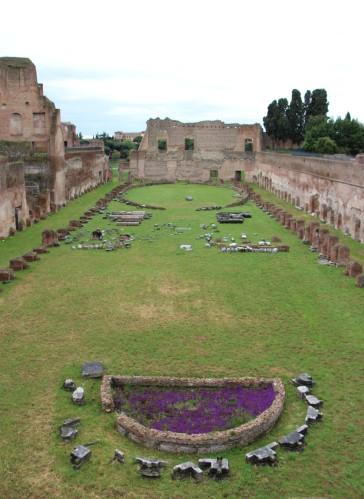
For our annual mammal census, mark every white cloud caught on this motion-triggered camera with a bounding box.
[1,0,364,133]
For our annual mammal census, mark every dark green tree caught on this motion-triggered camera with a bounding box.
[133,136,143,145]
[263,99,290,144]
[287,89,304,144]
[306,89,329,119]
[333,115,364,155]
[276,98,290,141]
[303,115,334,150]
[263,100,280,142]
[313,136,338,154]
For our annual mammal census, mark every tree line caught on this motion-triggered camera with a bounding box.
[263,89,364,155]
[82,132,142,159]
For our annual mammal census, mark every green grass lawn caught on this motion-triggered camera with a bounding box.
[0,181,363,498]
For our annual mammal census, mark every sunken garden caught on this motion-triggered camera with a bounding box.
[0,173,363,498]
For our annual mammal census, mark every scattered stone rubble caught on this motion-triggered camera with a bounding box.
[135,457,167,478]
[60,418,80,441]
[2,182,132,288]
[60,366,323,479]
[72,387,85,405]
[172,461,203,481]
[305,405,323,424]
[199,457,230,479]
[278,428,306,451]
[106,210,152,227]
[246,373,323,465]
[70,444,92,469]
[217,212,251,223]
[63,379,76,391]
[246,442,279,465]
[196,205,222,211]
[0,268,15,282]
[111,449,125,464]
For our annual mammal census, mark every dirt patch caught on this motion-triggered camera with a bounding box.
[132,303,186,323]
[158,282,193,296]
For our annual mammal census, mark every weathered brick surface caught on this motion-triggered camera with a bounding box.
[22,251,39,262]
[0,268,15,281]
[9,258,28,270]
[345,261,363,278]
[337,245,350,264]
[41,229,59,247]
[0,57,110,238]
[356,274,364,288]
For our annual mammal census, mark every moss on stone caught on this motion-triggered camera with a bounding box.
[0,57,33,68]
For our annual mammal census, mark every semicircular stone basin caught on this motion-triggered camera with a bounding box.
[101,375,285,453]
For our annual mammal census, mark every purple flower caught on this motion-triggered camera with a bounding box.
[113,384,275,434]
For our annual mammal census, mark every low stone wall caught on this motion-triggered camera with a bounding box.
[101,375,285,453]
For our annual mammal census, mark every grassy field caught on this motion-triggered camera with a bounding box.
[0,180,363,498]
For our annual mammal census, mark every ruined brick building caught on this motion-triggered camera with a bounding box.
[130,117,364,242]
[130,118,262,182]
[0,57,110,238]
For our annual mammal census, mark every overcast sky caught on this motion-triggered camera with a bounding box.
[1,0,363,136]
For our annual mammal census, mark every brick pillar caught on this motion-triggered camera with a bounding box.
[284,216,292,229]
[337,245,350,265]
[318,228,330,253]
[345,261,363,277]
[330,243,340,263]
[356,274,364,288]
[296,220,305,236]
[41,229,59,247]
[325,235,339,259]
[289,218,297,232]
[308,222,320,246]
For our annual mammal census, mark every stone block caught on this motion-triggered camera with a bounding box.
[172,461,203,481]
[69,220,83,228]
[199,457,229,479]
[345,261,363,278]
[277,245,290,252]
[329,243,340,263]
[70,445,91,469]
[297,227,305,240]
[303,225,311,243]
[246,442,278,465]
[9,258,28,271]
[337,245,350,265]
[0,268,15,282]
[22,251,39,262]
[42,229,59,247]
[289,218,297,232]
[284,216,293,228]
[82,361,105,378]
[356,274,364,288]
[292,373,315,387]
[278,430,305,450]
[33,247,49,254]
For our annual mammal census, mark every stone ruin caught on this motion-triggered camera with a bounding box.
[0,57,111,238]
[130,117,262,183]
[128,116,364,242]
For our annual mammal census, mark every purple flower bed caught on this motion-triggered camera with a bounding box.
[113,384,275,434]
